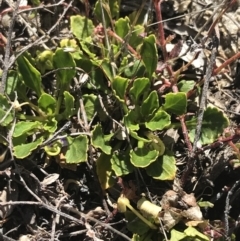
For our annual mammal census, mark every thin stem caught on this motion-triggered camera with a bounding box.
[0,0,21,94]
[153,0,167,61]
[191,46,217,156]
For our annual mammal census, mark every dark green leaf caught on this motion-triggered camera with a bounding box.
[92,124,112,155]
[130,147,158,168]
[140,34,157,77]
[141,91,159,117]
[5,70,18,95]
[145,110,171,130]
[17,55,43,97]
[111,152,134,176]
[96,153,115,189]
[38,93,56,115]
[129,77,150,103]
[163,92,187,115]
[187,106,229,145]
[62,91,75,118]
[112,76,129,102]
[53,48,76,90]
[145,152,176,180]
[65,135,88,163]
[0,94,14,126]
[14,138,43,159]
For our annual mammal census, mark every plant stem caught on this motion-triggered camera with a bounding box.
[214,51,240,75]
[153,0,167,61]
[17,114,46,121]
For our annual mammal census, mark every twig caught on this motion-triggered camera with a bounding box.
[225,179,240,238]
[62,205,132,241]
[0,201,132,240]
[191,38,218,155]
[214,51,240,75]
[40,121,72,147]
[0,201,85,225]
[146,4,225,28]
[0,0,21,94]
[193,0,231,41]
[51,196,67,241]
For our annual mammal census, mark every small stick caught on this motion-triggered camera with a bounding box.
[191,37,218,156]
[225,179,240,238]
[40,121,72,147]
[0,0,21,94]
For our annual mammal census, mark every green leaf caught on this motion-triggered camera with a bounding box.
[130,131,151,143]
[140,34,157,77]
[70,15,94,40]
[12,133,27,146]
[79,36,96,58]
[92,124,112,155]
[163,92,187,115]
[130,147,158,168]
[184,227,209,241]
[5,70,18,95]
[35,50,53,74]
[76,59,107,91]
[65,135,88,163]
[17,55,44,97]
[120,58,145,78]
[124,110,140,131]
[62,91,75,118]
[128,25,145,48]
[13,121,41,137]
[144,131,165,156]
[93,0,119,27]
[96,153,115,190]
[15,77,27,100]
[198,201,214,208]
[53,48,76,90]
[98,59,115,83]
[177,80,195,93]
[125,211,150,235]
[145,110,171,131]
[129,77,150,103]
[111,152,134,176]
[187,106,229,145]
[146,152,176,180]
[115,17,130,38]
[170,229,186,241]
[44,142,62,156]
[83,94,99,121]
[0,94,14,126]
[38,93,56,115]
[141,91,159,117]
[43,119,57,133]
[112,76,129,102]
[14,138,43,159]
[60,38,83,60]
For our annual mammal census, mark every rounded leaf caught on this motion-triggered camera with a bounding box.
[130,147,158,168]
[145,110,171,131]
[146,152,176,180]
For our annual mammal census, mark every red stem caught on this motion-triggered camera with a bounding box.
[214,51,240,75]
[153,0,168,61]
